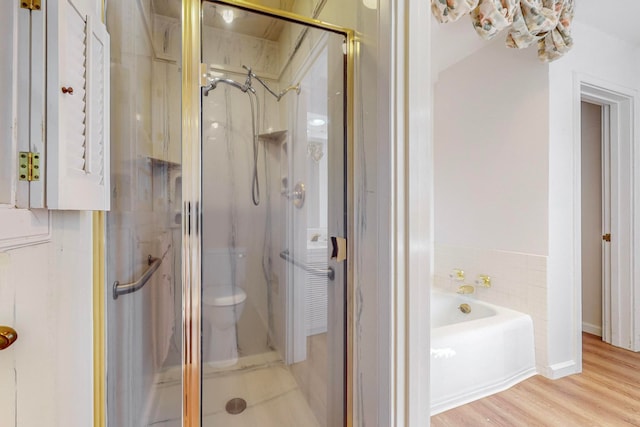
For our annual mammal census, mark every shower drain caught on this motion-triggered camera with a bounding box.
[225,397,247,415]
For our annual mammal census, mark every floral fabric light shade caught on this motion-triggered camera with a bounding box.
[431,0,575,62]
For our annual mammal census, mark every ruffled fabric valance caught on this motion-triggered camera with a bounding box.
[431,0,575,62]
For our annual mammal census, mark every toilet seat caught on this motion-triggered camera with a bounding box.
[202,286,247,306]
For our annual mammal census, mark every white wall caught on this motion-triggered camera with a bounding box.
[433,18,640,379]
[431,16,491,81]
[433,30,552,372]
[434,39,549,255]
[580,101,603,336]
[547,21,640,375]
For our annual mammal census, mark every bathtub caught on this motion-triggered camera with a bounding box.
[430,291,536,415]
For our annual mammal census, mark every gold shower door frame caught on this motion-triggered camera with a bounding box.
[181,1,355,426]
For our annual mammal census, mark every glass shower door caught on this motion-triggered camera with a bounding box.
[105,0,184,425]
[199,2,347,425]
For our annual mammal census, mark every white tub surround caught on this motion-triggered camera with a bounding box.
[430,291,536,415]
[434,244,548,372]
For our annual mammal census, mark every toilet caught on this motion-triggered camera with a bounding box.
[202,249,248,368]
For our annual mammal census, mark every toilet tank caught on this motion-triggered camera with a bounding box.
[202,248,247,286]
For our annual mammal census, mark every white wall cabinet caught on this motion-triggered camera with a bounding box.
[46,0,110,210]
[0,0,109,249]
[1,0,110,213]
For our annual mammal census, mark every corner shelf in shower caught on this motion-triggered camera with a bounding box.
[258,130,287,143]
[147,156,182,170]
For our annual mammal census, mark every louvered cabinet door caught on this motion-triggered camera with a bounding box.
[46,0,110,210]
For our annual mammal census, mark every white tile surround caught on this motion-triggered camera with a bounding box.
[434,244,548,371]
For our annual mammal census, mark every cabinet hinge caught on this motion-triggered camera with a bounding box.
[20,0,41,11]
[18,152,41,182]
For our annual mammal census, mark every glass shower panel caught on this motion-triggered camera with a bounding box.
[200,2,346,425]
[105,0,183,425]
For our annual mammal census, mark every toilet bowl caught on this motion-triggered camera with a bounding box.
[202,284,247,367]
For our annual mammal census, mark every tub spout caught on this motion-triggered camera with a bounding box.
[457,285,475,294]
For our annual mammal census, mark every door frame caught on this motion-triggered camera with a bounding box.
[579,99,611,341]
[574,76,639,362]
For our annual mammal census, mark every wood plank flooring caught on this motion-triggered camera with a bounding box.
[431,333,640,426]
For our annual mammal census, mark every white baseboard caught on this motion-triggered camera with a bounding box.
[542,360,579,379]
[582,322,602,337]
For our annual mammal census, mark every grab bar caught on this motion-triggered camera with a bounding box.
[113,255,162,300]
[279,249,335,281]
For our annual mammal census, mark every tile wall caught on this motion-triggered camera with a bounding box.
[434,244,548,371]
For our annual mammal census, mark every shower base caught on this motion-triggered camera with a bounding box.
[144,351,319,427]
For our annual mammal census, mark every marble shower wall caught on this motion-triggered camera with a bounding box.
[274,1,385,424]
[106,0,180,425]
[201,24,285,357]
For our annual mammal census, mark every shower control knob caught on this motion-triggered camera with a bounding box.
[292,182,305,209]
[61,86,74,95]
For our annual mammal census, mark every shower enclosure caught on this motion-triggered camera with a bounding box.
[105,0,352,425]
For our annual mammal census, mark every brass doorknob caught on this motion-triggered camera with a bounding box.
[0,326,18,350]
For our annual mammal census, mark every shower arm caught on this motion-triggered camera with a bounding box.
[243,65,300,101]
[203,77,256,96]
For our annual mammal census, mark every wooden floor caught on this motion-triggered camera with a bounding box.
[432,333,640,426]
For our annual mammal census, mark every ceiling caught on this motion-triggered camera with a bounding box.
[152,0,297,41]
[575,0,640,46]
[431,0,640,77]
[152,0,640,46]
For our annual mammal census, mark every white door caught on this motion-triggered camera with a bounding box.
[0,253,17,425]
[0,242,61,427]
[0,3,93,426]
[0,14,49,424]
